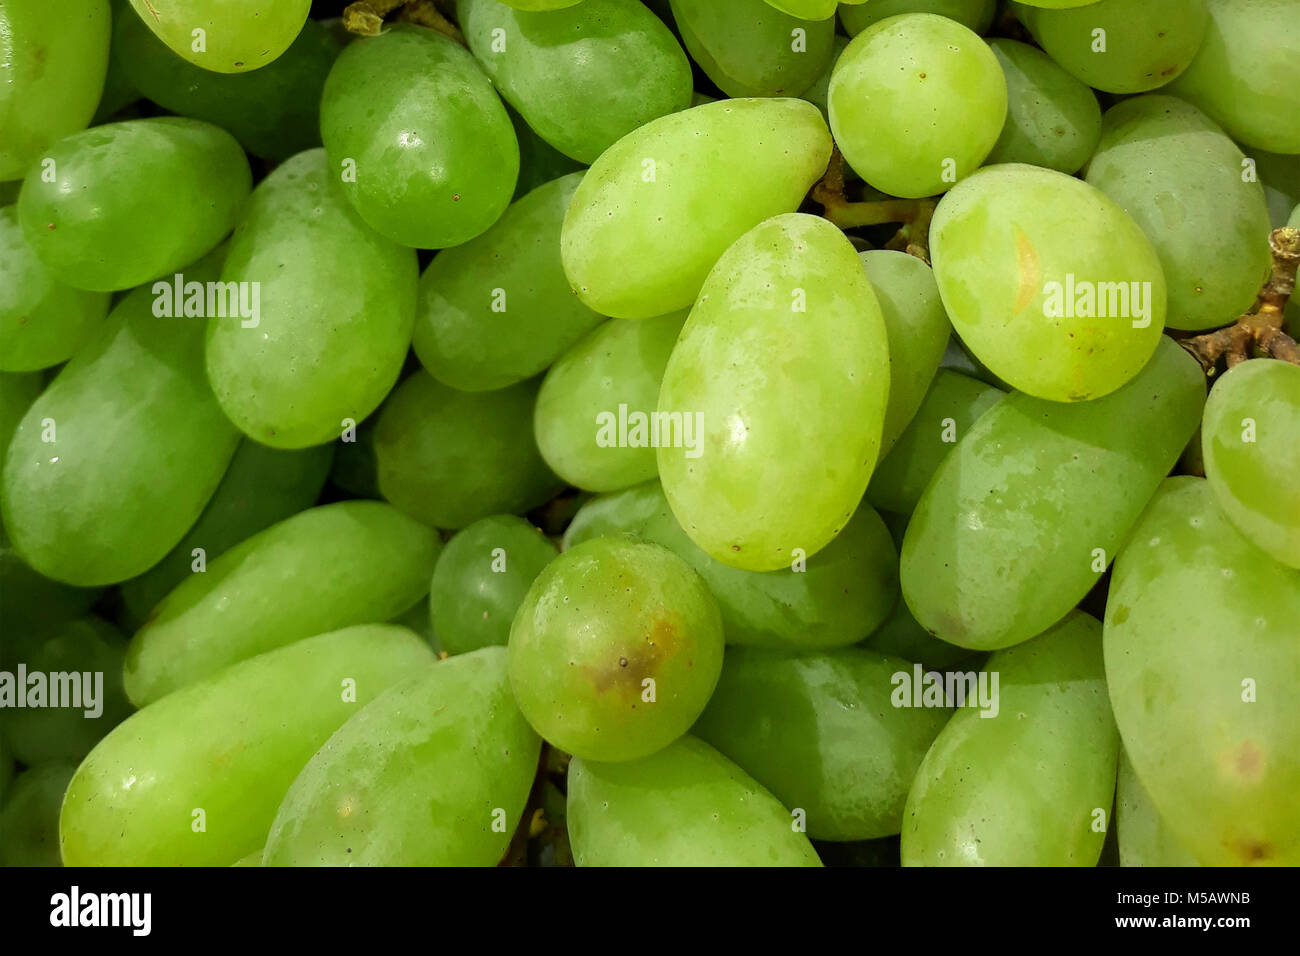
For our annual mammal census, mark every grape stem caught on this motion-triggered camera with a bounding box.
[343,0,464,43]
[1179,227,1300,375]
[813,148,936,263]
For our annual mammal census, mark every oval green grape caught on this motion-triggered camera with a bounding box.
[1116,749,1200,867]
[126,0,311,74]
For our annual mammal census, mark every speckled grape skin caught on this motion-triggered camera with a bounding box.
[901,338,1205,651]
[1104,477,1300,866]
[657,213,889,572]
[1116,749,1200,867]
[62,626,434,867]
[560,98,833,319]
[127,0,311,74]
[508,537,724,762]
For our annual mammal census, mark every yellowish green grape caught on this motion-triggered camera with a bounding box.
[126,0,311,74]
[0,763,76,867]
[840,0,996,36]
[1116,749,1200,867]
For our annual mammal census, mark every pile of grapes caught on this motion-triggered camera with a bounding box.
[1,0,1297,868]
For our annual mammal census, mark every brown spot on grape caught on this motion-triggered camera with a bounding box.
[1013,227,1041,313]
[1236,838,1272,863]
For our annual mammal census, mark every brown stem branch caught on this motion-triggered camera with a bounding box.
[343,0,465,43]
[812,148,936,261]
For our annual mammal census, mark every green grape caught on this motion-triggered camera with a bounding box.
[328,417,380,500]
[692,646,950,841]
[901,338,1205,651]
[1252,150,1300,229]
[1116,750,1200,867]
[902,611,1118,866]
[828,14,1006,200]
[0,373,43,472]
[840,0,996,36]
[0,207,110,371]
[863,588,982,672]
[90,0,141,125]
[568,735,822,865]
[867,369,1004,516]
[1010,0,1209,95]
[561,481,665,550]
[62,625,434,867]
[0,736,10,805]
[1104,477,1300,866]
[206,149,417,450]
[0,523,100,644]
[0,0,110,181]
[508,106,585,200]
[1085,95,1271,332]
[15,118,250,292]
[508,537,724,761]
[985,38,1102,174]
[118,439,334,630]
[115,12,342,160]
[124,501,441,706]
[534,311,688,492]
[0,618,133,765]
[374,373,561,530]
[800,34,849,119]
[930,163,1166,401]
[2,267,241,587]
[560,98,832,319]
[1167,0,1300,154]
[762,0,838,19]
[0,763,76,867]
[461,0,692,164]
[860,250,951,454]
[501,0,583,8]
[263,647,540,866]
[657,214,889,572]
[232,849,262,867]
[320,24,518,249]
[670,0,835,99]
[1201,359,1300,569]
[126,0,311,73]
[413,172,602,392]
[429,515,558,655]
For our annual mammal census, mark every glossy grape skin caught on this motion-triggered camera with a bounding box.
[902,338,1204,651]
[1201,360,1300,569]
[413,172,602,393]
[320,24,518,249]
[0,0,110,182]
[263,647,540,866]
[1116,750,1200,867]
[985,38,1101,174]
[0,371,42,472]
[429,515,558,656]
[658,214,889,572]
[828,14,1007,200]
[560,98,833,319]
[118,440,333,630]
[534,311,687,492]
[126,0,311,73]
[461,0,691,164]
[1085,95,1271,332]
[840,0,996,36]
[930,163,1166,402]
[374,373,561,530]
[206,149,417,450]
[1104,478,1300,866]
[0,764,76,867]
[123,501,441,706]
[62,625,435,867]
[16,118,250,292]
[693,647,950,841]
[670,0,834,99]
[568,735,822,866]
[0,207,109,371]
[508,537,724,762]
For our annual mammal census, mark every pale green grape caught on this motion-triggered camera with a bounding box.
[124,501,442,706]
[670,0,835,98]
[1086,95,1271,332]
[206,149,417,450]
[560,98,832,319]
[561,481,665,550]
[374,373,562,530]
[1010,0,1208,94]
[0,763,76,867]
[534,311,688,492]
[658,213,889,572]
[263,647,540,866]
[16,118,250,292]
[62,625,434,867]
[1201,359,1300,569]
[412,173,602,392]
[568,735,822,865]
[508,536,724,762]
[461,0,692,163]
[1116,750,1200,867]
[902,611,1118,866]
[693,646,950,841]
[320,24,518,249]
[929,163,1166,401]
[800,34,849,119]
[828,14,1006,199]
[985,38,1102,174]
[126,0,310,73]
[1104,477,1300,866]
[0,371,42,472]
[840,0,996,36]
[901,338,1204,651]
[429,515,558,655]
